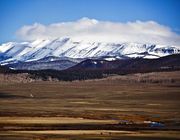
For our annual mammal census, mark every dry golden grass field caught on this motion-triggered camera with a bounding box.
[0,71,180,140]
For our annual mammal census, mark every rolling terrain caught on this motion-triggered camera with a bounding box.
[0,54,179,82]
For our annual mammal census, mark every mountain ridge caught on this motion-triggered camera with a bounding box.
[0,37,180,70]
[69,53,180,71]
[0,37,180,66]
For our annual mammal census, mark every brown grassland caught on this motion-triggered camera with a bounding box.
[0,71,180,140]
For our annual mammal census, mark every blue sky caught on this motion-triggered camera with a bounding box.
[0,0,180,43]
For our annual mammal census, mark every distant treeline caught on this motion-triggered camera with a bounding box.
[0,66,179,81]
[0,53,180,81]
[29,68,180,81]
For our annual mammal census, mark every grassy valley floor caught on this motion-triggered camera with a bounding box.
[0,71,180,140]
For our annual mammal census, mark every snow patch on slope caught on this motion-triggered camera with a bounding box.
[0,37,179,65]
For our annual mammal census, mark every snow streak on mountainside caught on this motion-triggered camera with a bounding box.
[0,37,180,65]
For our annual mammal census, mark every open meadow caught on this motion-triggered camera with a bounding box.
[0,71,180,140]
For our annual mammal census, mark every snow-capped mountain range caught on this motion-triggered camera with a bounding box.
[0,37,179,66]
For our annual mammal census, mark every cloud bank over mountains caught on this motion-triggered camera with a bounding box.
[16,17,180,46]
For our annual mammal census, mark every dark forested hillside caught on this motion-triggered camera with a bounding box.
[0,54,180,81]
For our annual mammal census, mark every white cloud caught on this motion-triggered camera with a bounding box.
[16,17,180,46]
